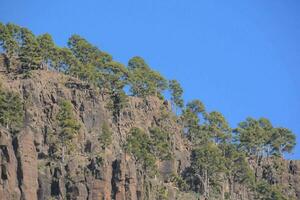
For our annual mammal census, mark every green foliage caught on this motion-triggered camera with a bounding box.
[181,108,199,132]
[19,27,42,70]
[99,122,112,149]
[22,70,33,79]
[234,117,266,156]
[181,100,211,145]
[128,56,167,97]
[221,143,254,185]
[186,99,205,115]
[234,117,296,157]
[0,23,43,70]
[107,86,128,122]
[0,23,21,70]
[101,61,128,90]
[67,34,102,65]
[0,23,20,55]
[170,174,189,191]
[67,35,128,119]
[125,127,157,174]
[125,127,172,176]
[36,33,57,67]
[149,127,173,160]
[168,79,184,111]
[204,111,231,144]
[57,100,80,139]
[56,47,80,72]
[56,100,80,161]
[271,127,296,155]
[100,61,129,121]
[189,142,225,196]
[0,85,23,131]
[67,34,113,83]
[191,142,225,178]
[254,181,287,200]
[157,186,168,200]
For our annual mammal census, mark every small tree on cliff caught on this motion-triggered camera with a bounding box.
[190,142,225,198]
[0,85,24,131]
[168,79,184,113]
[102,61,129,121]
[149,127,173,160]
[57,100,80,162]
[125,127,157,174]
[99,122,112,150]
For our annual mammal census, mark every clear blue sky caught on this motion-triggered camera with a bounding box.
[1,0,299,159]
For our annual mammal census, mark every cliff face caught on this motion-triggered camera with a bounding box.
[0,68,299,200]
[0,69,192,200]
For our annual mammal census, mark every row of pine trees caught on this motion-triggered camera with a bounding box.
[0,23,296,200]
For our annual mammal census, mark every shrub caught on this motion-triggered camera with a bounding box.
[99,122,112,149]
[0,85,23,131]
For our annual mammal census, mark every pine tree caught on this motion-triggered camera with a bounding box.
[270,127,296,156]
[168,79,184,113]
[125,127,156,174]
[102,61,129,121]
[186,99,205,115]
[128,56,167,97]
[0,85,23,131]
[99,122,112,149]
[204,111,231,144]
[55,47,79,72]
[67,34,100,65]
[19,28,42,70]
[190,142,225,198]
[181,99,207,144]
[149,127,172,160]
[0,23,21,70]
[56,100,81,162]
[37,33,57,69]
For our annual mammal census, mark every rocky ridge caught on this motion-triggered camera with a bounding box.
[0,63,299,200]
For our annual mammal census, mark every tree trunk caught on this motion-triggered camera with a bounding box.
[222,180,225,200]
[207,177,210,199]
[62,145,65,163]
[230,176,234,198]
[205,170,209,199]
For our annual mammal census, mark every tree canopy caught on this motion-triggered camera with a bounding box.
[128,56,167,98]
[169,79,184,112]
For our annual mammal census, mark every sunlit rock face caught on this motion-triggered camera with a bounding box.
[0,58,299,200]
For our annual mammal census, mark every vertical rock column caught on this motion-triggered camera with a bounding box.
[18,130,38,200]
[0,130,21,200]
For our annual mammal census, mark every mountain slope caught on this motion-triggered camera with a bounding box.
[0,59,299,200]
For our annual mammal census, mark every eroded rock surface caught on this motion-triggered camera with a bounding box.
[0,69,299,200]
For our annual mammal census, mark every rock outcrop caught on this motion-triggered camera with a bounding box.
[0,68,299,200]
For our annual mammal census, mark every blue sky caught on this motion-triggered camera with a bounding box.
[1,0,299,159]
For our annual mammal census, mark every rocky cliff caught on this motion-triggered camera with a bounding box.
[0,66,299,200]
